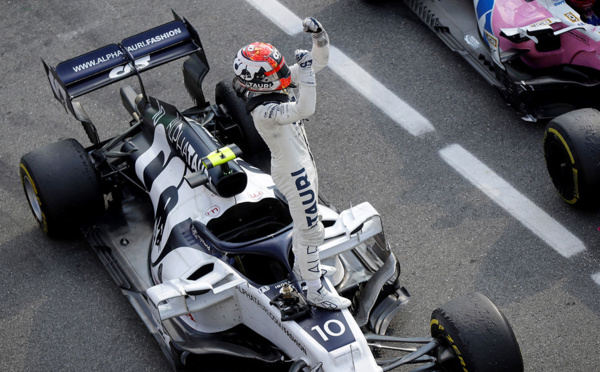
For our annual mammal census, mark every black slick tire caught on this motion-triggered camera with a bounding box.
[430,292,524,372]
[543,108,600,208]
[19,138,104,237]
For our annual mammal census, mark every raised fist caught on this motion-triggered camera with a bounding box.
[302,17,323,34]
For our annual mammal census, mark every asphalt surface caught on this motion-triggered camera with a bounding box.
[1,0,600,371]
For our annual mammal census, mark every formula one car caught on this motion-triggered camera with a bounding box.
[20,12,524,371]
[404,0,600,121]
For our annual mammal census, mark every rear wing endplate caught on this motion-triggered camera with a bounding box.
[42,12,208,122]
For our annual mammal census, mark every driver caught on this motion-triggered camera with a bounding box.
[232,18,351,310]
[568,0,600,25]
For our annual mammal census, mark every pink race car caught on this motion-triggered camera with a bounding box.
[405,0,600,120]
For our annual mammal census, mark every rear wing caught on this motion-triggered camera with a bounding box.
[42,11,208,143]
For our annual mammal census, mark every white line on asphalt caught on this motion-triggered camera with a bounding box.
[245,0,435,137]
[327,46,434,137]
[440,144,586,258]
[592,272,600,286]
[245,0,303,35]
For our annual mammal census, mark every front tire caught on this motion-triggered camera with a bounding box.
[543,108,600,208]
[20,138,104,237]
[430,292,524,372]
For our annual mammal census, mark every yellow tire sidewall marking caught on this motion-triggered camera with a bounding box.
[19,163,49,233]
[430,318,469,372]
[547,128,579,204]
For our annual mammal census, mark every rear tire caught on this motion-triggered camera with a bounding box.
[19,138,104,237]
[214,80,271,172]
[543,108,600,208]
[430,292,524,372]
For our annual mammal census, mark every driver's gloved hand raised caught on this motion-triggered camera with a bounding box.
[302,17,327,44]
[302,17,323,34]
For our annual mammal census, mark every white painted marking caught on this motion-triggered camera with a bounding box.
[327,46,434,137]
[592,272,600,286]
[245,0,434,137]
[440,144,586,258]
[245,0,303,35]
[57,30,81,41]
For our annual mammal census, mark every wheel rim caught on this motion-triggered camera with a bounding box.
[545,136,576,202]
[431,334,466,371]
[23,175,43,222]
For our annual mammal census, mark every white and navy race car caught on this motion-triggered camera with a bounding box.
[20,12,524,372]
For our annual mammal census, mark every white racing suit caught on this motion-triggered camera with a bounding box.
[249,33,329,284]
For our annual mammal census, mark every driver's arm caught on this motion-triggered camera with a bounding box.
[251,18,326,126]
[253,51,316,126]
[305,18,329,74]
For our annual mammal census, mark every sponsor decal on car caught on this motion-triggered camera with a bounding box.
[71,28,182,73]
[205,205,221,217]
[191,224,213,251]
[109,55,151,78]
[248,190,264,200]
[165,119,204,172]
[566,29,591,45]
[237,286,307,355]
[485,30,498,48]
[531,18,554,27]
[258,285,270,294]
[565,12,580,23]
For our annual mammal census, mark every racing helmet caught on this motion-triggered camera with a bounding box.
[568,0,596,11]
[233,42,291,92]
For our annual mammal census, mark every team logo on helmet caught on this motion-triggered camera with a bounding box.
[233,42,291,92]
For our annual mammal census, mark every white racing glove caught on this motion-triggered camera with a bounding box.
[302,17,327,45]
[302,17,323,34]
[295,49,316,87]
